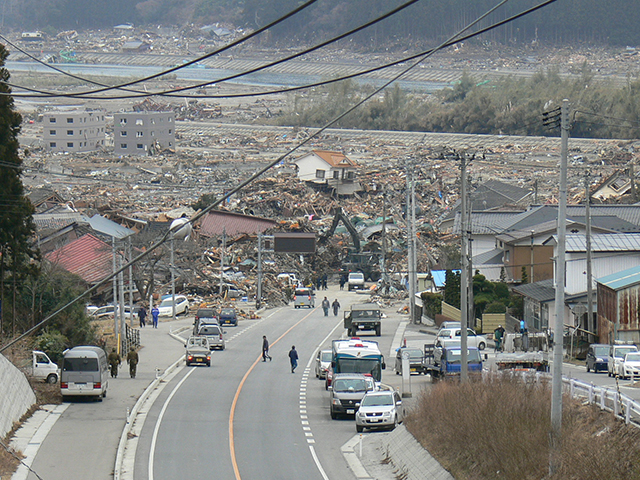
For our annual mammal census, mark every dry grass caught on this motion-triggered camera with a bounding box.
[405,377,640,480]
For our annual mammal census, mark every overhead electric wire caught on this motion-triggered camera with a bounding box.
[5,0,559,101]
[0,0,319,97]
[0,0,559,354]
[4,0,421,100]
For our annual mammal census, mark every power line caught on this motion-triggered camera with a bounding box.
[0,0,559,353]
[3,0,418,99]
[4,0,559,101]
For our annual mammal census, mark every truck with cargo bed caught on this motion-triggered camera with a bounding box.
[344,303,382,336]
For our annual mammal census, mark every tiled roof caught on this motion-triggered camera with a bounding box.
[45,234,114,284]
[452,211,524,234]
[33,212,90,231]
[309,150,357,168]
[473,248,503,265]
[597,265,640,291]
[199,210,277,237]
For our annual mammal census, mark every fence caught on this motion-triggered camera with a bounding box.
[121,323,140,354]
[486,370,640,428]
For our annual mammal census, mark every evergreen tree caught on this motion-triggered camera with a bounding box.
[0,44,37,335]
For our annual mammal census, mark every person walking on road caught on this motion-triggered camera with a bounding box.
[151,305,160,328]
[127,346,139,378]
[138,305,147,328]
[332,299,340,316]
[289,345,299,373]
[262,335,272,362]
[494,325,505,352]
[108,348,121,378]
[322,297,330,316]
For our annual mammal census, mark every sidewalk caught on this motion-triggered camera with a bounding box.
[10,316,192,480]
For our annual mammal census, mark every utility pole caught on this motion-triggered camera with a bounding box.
[382,189,388,286]
[112,236,118,339]
[128,236,133,329]
[220,228,226,295]
[460,152,469,382]
[170,236,176,321]
[411,163,418,323]
[406,158,416,324]
[550,98,569,475]
[467,168,474,330]
[585,172,593,342]
[118,255,126,350]
[257,234,263,310]
[630,163,636,202]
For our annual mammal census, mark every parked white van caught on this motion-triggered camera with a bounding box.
[60,346,109,401]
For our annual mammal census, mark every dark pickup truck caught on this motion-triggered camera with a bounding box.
[344,303,382,337]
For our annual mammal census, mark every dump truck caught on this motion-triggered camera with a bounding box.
[344,303,382,336]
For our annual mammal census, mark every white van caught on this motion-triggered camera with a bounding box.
[60,346,109,400]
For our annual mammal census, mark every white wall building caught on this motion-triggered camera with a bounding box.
[113,111,175,156]
[43,110,106,153]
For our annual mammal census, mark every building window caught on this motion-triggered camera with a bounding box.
[168,117,173,122]
[67,130,73,135]
[504,250,510,262]
[168,129,172,134]
[49,142,56,148]
[135,119,143,125]
[120,119,127,126]
[121,143,127,149]
[150,131,155,137]
[121,131,127,137]
[316,169,325,179]
[67,142,74,148]
[49,130,56,135]
[49,117,56,123]
[137,144,144,149]
[136,131,143,137]
[66,118,73,124]
[333,170,340,179]
[346,171,355,179]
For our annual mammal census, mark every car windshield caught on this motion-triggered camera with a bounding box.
[336,358,382,381]
[615,347,637,358]
[593,346,609,356]
[160,298,177,307]
[199,326,220,335]
[295,289,311,296]
[221,308,235,316]
[333,378,367,393]
[197,309,216,317]
[446,349,481,364]
[353,310,379,319]
[321,352,332,362]
[625,353,640,362]
[362,394,394,407]
[438,329,451,338]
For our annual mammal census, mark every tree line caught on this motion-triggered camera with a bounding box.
[6,0,640,47]
[271,67,640,139]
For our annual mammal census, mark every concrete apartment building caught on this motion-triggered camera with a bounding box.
[113,111,175,156]
[43,110,106,153]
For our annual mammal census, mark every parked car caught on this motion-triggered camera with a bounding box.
[158,295,189,317]
[620,352,640,379]
[586,344,610,373]
[347,272,365,291]
[436,327,487,350]
[293,287,315,309]
[185,336,211,367]
[394,347,425,375]
[198,324,226,350]
[608,344,638,377]
[355,390,404,432]
[219,307,238,326]
[90,305,138,321]
[315,349,332,379]
[329,373,373,419]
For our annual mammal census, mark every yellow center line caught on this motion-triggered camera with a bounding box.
[229,308,316,480]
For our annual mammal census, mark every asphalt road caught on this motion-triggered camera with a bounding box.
[132,288,405,480]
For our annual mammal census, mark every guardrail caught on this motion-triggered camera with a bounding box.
[487,370,640,428]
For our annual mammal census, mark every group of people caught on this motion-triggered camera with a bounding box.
[321,297,341,317]
[315,274,329,290]
[108,346,139,378]
[262,336,298,373]
[137,304,160,328]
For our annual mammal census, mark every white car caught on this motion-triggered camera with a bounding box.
[436,327,487,350]
[355,390,404,432]
[608,344,638,377]
[158,295,190,317]
[620,352,640,379]
[315,349,332,379]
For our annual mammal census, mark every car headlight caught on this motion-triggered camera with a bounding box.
[332,398,342,406]
[382,412,391,418]
[357,411,365,417]
[596,357,603,362]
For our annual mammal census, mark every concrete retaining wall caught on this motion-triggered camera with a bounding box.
[384,424,454,480]
[0,354,36,438]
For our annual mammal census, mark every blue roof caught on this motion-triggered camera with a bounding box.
[597,265,640,291]
[431,270,460,288]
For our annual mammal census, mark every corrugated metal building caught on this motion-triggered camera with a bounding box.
[597,265,640,344]
[198,210,277,238]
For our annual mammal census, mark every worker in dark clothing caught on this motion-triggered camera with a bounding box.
[108,348,120,378]
[127,346,139,378]
[332,299,341,316]
[138,306,147,328]
[289,345,299,373]
[262,335,272,362]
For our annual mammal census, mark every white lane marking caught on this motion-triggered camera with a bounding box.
[309,445,330,480]
[148,368,196,480]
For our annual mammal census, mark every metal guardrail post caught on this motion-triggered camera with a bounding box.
[614,392,620,417]
[588,384,593,404]
[600,389,606,410]
[625,398,631,424]
[570,379,575,397]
